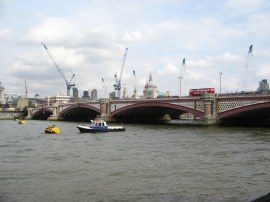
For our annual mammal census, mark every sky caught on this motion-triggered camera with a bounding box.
[0,0,270,98]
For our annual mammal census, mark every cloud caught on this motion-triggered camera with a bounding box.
[257,63,270,78]
[259,50,270,58]
[224,0,268,15]
[0,28,12,39]
[247,13,270,40]
[121,31,143,42]
[1,0,270,97]
[19,15,132,95]
[24,17,77,45]
[140,16,246,54]
[41,46,86,70]
[157,63,178,76]
[0,0,11,12]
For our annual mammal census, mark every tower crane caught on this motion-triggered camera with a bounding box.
[178,58,185,96]
[242,44,253,91]
[132,70,137,98]
[113,48,128,99]
[101,78,107,98]
[25,80,28,98]
[41,42,75,97]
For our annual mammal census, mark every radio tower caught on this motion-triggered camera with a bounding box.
[242,45,253,91]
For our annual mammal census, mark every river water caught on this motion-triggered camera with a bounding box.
[0,120,269,202]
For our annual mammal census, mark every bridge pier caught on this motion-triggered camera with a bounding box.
[26,108,32,119]
[100,98,112,121]
[47,106,59,121]
[200,94,218,125]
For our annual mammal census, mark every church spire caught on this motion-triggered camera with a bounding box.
[149,72,153,82]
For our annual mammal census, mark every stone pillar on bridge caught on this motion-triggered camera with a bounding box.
[100,98,111,121]
[201,94,217,121]
[26,108,32,119]
[48,106,59,121]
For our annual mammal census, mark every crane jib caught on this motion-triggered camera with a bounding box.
[41,42,75,96]
[114,48,128,99]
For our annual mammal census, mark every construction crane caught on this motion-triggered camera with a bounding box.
[178,58,185,96]
[41,42,75,97]
[113,48,128,99]
[132,70,137,98]
[242,45,253,91]
[101,78,107,98]
[25,80,28,98]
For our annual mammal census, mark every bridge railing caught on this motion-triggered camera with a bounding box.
[218,92,270,98]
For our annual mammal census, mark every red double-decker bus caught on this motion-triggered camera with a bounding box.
[189,88,215,96]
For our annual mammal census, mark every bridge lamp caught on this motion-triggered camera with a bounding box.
[219,72,222,94]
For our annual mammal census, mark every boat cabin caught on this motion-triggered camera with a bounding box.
[92,119,108,127]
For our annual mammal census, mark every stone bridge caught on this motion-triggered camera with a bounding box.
[29,94,270,124]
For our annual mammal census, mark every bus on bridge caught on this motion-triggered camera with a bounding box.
[189,88,215,96]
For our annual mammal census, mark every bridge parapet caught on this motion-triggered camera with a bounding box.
[200,93,217,99]
[218,100,259,112]
[176,101,204,112]
[217,95,270,113]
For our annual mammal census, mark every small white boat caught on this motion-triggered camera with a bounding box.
[77,118,125,133]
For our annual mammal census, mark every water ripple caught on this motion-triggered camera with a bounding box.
[0,120,269,201]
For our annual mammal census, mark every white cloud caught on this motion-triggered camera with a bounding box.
[247,13,270,39]
[121,31,143,42]
[143,17,246,52]
[42,46,85,70]
[0,28,12,39]
[224,0,268,15]
[157,63,178,76]
[24,17,77,44]
[1,0,269,97]
[257,64,270,78]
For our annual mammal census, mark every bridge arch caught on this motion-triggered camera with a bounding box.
[219,102,270,120]
[59,104,101,121]
[32,108,53,120]
[112,101,203,121]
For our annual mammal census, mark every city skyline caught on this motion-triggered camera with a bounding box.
[0,0,270,97]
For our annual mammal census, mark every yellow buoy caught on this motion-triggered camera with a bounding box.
[18,120,26,124]
[45,125,61,134]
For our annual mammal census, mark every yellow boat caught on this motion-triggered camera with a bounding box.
[18,120,26,124]
[45,125,61,134]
